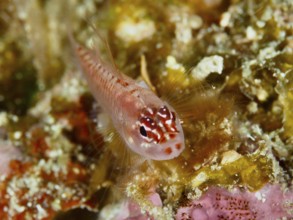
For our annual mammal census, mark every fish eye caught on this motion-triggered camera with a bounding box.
[140,126,147,137]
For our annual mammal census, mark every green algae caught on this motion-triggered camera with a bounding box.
[188,153,272,191]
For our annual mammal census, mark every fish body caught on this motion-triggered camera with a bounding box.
[75,45,185,160]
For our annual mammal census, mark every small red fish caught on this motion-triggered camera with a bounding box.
[74,44,185,160]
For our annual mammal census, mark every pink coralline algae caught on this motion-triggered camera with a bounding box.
[176,184,292,220]
[107,192,162,220]
[114,200,153,220]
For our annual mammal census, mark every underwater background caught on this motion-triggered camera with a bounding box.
[0,0,292,219]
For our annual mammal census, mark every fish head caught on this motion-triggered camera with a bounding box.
[125,104,185,160]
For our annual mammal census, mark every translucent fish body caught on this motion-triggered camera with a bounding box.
[76,45,185,160]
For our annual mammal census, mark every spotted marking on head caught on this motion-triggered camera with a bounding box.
[139,116,163,143]
[175,143,181,150]
[157,106,178,133]
[164,147,172,155]
[138,105,179,144]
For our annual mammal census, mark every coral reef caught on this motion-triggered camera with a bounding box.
[0,0,292,219]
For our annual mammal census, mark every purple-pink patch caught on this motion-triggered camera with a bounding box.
[176,184,293,220]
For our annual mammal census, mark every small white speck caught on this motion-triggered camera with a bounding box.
[220,12,231,27]
[166,119,172,125]
[258,47,280,61]
[73,167,80,174]
[61,193,67,199]
[256,20,265,28]
[156,43,162,49]
[36,204,48,219]
[166,56,186,72]
[0,112,8,126]
[246,26,257,40]
[192,55,224,80]
[128,137,134,144]
[191,171,208,187]
[170,8,202,44]
[247,102,258,114]
[255,191,266,202]
[11,115,19,122]
[116,19,156,44]
[51,199,61,211]
[13,131,22,139]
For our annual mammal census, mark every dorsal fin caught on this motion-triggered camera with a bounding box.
[85,17,122,77]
